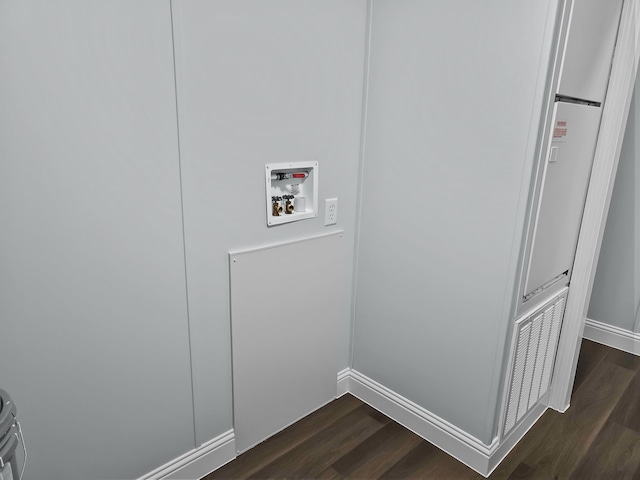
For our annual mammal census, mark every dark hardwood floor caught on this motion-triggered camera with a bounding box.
[203,339,640,479]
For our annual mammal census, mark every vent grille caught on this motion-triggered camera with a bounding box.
[503,293,567,436]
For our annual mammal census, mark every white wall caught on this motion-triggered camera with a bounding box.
[0,2,194,479]
[353,0,560,444]
[1,0,592,476]
[171,0,367,445]
[588,79,640,332]
[0,0,366,480]
[0,1,367,479]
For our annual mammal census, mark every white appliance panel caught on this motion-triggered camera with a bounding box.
[558,0,623,103]
[525,101,602,297]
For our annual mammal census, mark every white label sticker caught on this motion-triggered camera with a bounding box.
[553,119,568,142]
[0,462,13,480]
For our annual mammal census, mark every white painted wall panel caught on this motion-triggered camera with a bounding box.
[353,0,560,444]
[524,102,602,296]
[171,0,367,445]
[588,83,638,331]
[230,233,343,453]
[558,0,623,102]
[0,2,194,479]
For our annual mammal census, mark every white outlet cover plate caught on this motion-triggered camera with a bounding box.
[325,198,338,226]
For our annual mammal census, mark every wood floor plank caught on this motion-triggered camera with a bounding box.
[331,420,422,478]
[610,368,640,433]
[572,339,608,394]
[504,462,535,479]
[604,346,640,371]
[366,407,393,425]
[378,442,439,479]
[379,441,479,479]
[246,404,388,479]
[569,421,640,479]
[201,343,640,480]
[485,410,564,479]
[205,394,364,479]
[317,467,344,479]
[501,359,635,479]
[634,458,640,480]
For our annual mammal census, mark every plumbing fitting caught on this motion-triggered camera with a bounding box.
[270,171,309,181]
[271,196,283,216]
[283,195,295,214]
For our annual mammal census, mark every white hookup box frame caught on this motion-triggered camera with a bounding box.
[265,161,318,226]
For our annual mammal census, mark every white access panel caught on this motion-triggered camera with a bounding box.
[558,0,623,103]
[524,102,602,297]
[229,232,343,453]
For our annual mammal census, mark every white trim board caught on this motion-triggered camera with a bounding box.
[144,369,550,479]
[138,430,235,480]
[549,0,640,412]
[339,369,547,478]
[583,318,640,356]
[337,368,351,397]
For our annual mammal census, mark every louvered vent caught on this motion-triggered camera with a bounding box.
[503,292,567,437]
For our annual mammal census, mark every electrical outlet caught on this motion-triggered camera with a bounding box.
[325,198,338,226]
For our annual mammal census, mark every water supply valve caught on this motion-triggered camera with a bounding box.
[283,195,295,214]
[271,196,283,216]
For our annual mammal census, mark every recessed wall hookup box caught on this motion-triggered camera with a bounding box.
[265,161,318,226]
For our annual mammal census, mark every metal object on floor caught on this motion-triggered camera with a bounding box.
[0,389,26,480]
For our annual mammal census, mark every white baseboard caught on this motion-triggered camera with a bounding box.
[339,369,552,478]
[337,368,350,397]
[148,367,553,479]
[583,318,640,356]
[340,369,498,477]
[138,430,236,480]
